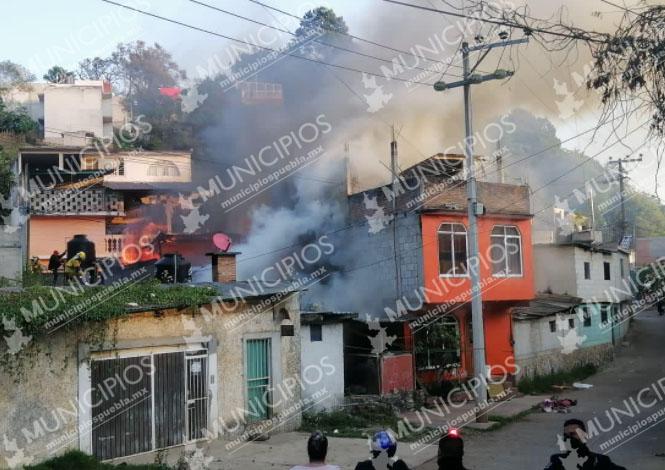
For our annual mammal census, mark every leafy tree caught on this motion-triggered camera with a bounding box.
[43,65,75,83]
[0,61,34,96]
[78,41,190,149]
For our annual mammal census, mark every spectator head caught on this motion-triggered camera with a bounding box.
[563,418,588,449]
[371,430,397,458]
[307,431,328,463]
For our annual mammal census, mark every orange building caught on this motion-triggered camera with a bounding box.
[344,154,534,389]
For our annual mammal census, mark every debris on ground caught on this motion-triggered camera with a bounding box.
[541,398,577,413]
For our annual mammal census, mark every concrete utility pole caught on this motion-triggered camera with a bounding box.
[434,37,527,422]
[608,155,642,240]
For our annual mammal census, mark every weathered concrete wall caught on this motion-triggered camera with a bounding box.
[0,294,301,465]
[300,323,344,411]
[0,230,22,282]
[514,336,614,380]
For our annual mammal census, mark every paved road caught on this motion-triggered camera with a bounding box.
[416,309,665,470]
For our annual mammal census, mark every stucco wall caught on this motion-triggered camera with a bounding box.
[534,245,577,296]
[28,216,106,260]
[0,294,301,465]
[300,323,344,411]
[44,85,108,145]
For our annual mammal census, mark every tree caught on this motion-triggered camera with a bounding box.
[0,61,34,97]
[78,41,190,149]
[43,66,75,84]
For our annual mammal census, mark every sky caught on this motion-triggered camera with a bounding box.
[2,0,662,197]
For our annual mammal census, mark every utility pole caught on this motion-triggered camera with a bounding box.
[608,155,642,240]
[434,37,528,422]
[391,125,402,299]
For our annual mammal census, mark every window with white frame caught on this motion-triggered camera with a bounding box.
[438,223,468,277]
[490,225,523,276]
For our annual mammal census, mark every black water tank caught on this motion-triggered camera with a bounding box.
[67,234,96,269]
[155,253,192,283]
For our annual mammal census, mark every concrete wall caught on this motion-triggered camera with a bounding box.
[28,216,106,260]
[0,294,302,464]
[535,245,633,303]
[534,245,577,296]
[0,230,23,282]
[44,83,112,145]
[103,152,192,184]
[300,323,344,411]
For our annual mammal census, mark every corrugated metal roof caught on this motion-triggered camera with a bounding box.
[512,293,582,320]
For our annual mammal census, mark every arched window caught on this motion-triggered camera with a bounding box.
[147,163,180,177]
[490,225,523,276]
[438,223,468,277]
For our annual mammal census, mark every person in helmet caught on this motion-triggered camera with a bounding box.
[64,251,86,283]
[355,430,410,470]
[290,431,339,470]
[437,429,469,470]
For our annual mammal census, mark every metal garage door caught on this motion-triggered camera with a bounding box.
[90,348,208,460]
[246,338,271,422]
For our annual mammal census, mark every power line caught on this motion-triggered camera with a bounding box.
[245,0,477,73]
[97,0,437,87]
[382,0,608,44]
[188,0,464,79]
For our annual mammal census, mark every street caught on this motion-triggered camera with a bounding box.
[416,309,665,470]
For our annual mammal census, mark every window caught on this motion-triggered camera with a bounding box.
[620,258,625,278]
[81,155,99,170]
[310,324,322,342]
[604,261,611,280]
[582,306,591,327]
[490,225,523,276]
[549,320,557,333]
[147,162,181,177]
[584,262,591,280]
[568,318,575,328]
[601,305,609,324]
[415,317,461,371]
[438,223,468,277]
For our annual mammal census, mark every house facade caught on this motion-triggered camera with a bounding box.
[0,255,305,464]
[7,80,196,271]
[512,237,633,378]
[339,153,534,390]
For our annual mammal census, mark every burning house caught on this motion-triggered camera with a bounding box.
[337,152,534,392]
[7,79,224,277]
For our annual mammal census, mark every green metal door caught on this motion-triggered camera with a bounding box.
[246,338,271,422]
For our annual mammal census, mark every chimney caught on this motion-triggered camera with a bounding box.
[206,252,240,283]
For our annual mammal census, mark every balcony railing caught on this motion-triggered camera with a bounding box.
[29,188,124,215]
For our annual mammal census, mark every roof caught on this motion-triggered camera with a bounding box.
[420,181,531,216]
[512,293,583,320]
[102,181,193,191]
[536,240,628,255]
[193,281,300,301]
[301,311,358,324]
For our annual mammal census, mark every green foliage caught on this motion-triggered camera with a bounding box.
[0,99,38,134]
[25,450,168,469]
[517,363,597,395]
[43,65,75,83]
[300,402,397,438]
[0,60,34,96]
[77,41,191,150]
[0,280,216,345]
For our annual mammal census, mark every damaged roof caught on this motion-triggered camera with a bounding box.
[512,293,583,320]
[301,311,358,324]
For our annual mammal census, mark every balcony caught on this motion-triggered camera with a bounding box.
[29,188,124,215]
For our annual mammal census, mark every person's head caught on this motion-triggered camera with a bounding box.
[371,430,397,458]
[52,250,59,256]
[437,430,464,469]
[563,418,588,449]
[307,431,328,463]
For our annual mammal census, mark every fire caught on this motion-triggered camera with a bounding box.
[121,222,163,264]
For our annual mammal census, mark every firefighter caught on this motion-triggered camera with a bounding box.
[65,252,86,283]
[355,430,410,470]
[47,250,66,286]
[437,429,469,470]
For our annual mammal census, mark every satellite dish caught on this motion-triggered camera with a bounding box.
[213,233,232,252]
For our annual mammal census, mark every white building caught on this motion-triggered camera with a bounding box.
[512,237,633,379]
[5,80,127,146]
[300,312,356,411]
